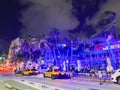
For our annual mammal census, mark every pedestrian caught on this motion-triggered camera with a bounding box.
[101,69,107,82]
[98,70,103,85]
[90,67,95,78]
[106,65,114,80]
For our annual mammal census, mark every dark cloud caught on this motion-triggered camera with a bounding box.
[0,0,120,52]
[20,0,79,37]
[72,0,105,23]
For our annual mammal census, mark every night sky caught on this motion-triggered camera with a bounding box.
[0,0,120,52]
[0,0,21,40]
[0,0,22,52]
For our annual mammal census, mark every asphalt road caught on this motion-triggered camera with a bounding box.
[0,74,120,90]
[0,74,39,90]
[0,82,8,90]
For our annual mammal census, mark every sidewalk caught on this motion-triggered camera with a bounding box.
[72,73,112,82]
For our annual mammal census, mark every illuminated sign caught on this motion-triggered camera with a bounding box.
[102,44,120,50]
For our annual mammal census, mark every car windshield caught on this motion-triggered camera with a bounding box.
[31,69,37,71]
[54,69,60,72]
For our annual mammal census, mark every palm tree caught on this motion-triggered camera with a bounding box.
[20,39,31,70]
[38,33,50,65]
[88,10,117,69]
[97,11,117,66]
[38,33,50,54]
[91,10,116,38]
[48,28,61,66]
[66,31,80,65]
[75,31,91,60]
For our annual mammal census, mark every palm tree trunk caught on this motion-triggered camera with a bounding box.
[106,40,116,67]
[53,49,57,65]
[70,41,73,65]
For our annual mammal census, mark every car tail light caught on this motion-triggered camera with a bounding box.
[59,72,61,75]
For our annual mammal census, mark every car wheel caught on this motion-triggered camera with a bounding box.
[67,74,71,79]
[43,74,47,78]
[117,77,120,85]
[51,75,56,79]
[22,73,25,76]
[28,73,31,76]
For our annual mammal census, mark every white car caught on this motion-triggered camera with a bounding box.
[111,69,120,85]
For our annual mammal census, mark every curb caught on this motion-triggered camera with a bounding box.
[72,77,112,82]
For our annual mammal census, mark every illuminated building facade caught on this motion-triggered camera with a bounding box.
[80,38,120,69]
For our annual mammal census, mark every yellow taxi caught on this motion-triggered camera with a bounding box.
[43,66,70,79]
[22,69,39,75]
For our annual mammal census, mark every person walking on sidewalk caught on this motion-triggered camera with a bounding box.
[98,66,107,85]
[69,65,75,78]
[90,67,95,79]
[98,70,103,85]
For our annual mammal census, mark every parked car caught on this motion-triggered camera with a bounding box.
[22,69,39,76]
[43,66,71,79]
[15,70,23,75]
[111,69,120,85]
